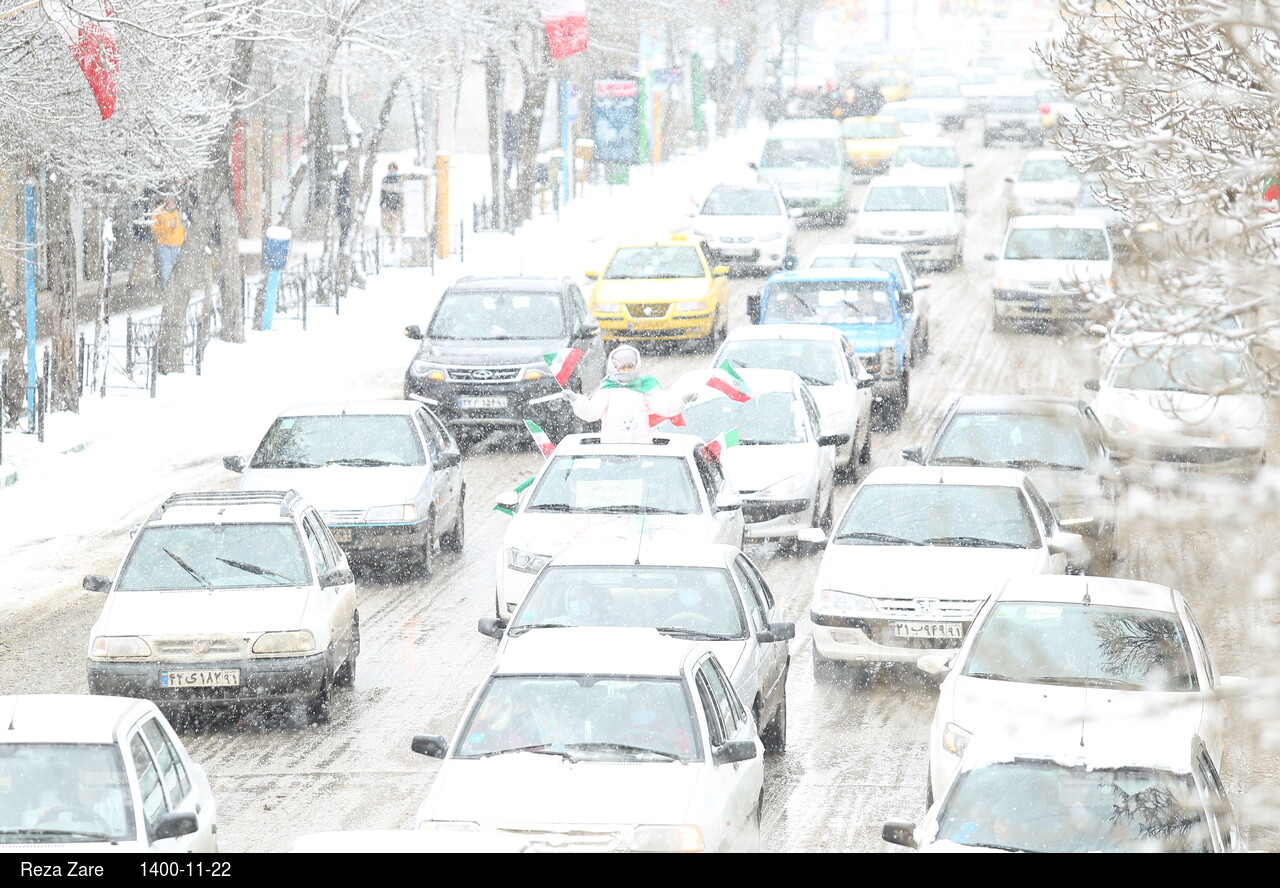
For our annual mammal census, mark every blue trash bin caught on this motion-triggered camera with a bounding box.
[263,226,292,270]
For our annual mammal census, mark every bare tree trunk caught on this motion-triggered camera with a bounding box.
[486,49,503,227]
[45,173,79,412]
[512,33,550,227]
[1,270,24,428]
[304,71,334,239]
[341,77,402,293]
[717,21,758,137]
[156,238,190,374]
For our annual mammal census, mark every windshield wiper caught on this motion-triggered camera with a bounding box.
[0,828,114,841]
[507,622,572,636]
[471,744,574,760]
[997,459,1084,472]
[794,372,830,387]
[960,841,1035,853]
[833,531,923,545]
[1025,675,1147,691]
[561,742,683,761]
[578,505,682,514]
[735,438,785,446]
[257,459,320,469]
[963,671,1016,682]
[525,502,578,512]
[655,626,738,641]
[929,455,985,466]
[923,536,1024,548]
[163,548,209,586]
[214,557,294,584]
[325,457,404,467]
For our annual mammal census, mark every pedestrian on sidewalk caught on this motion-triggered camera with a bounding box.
[379,162,403,256]
[150,194,186,292]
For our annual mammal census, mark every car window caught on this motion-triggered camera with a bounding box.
[692,449,725,499]
[761,137,842,167]
[413,411,441,463]
[525,454,700,515]
[568,284,591,327]
[428,289,567,339]
[863,184,949,212]
[842,119,899,139]
[800,386,822,436]
[0,742,136,842]
[695,671,726,747]
[731,554,774,626]
[762,280,895,325]
[697,658,741,737]
[1196,750,1232,851]
[1016,158,1079,183]
[834,484,1040,549]
[117,523,310,590]
[1111,344,1255,394]
[139,718,191,808]
[739,555,775,609]
[251,414,426,469]
[933,412,1093,470]
[302,519,328,577]
[604,246,706,279]
[1003,226,1109,261]
[305,510,341,568]
[130,734,168,826]
[1021,483,1057,539]
[421,408,459,456]
[669,390,807,445]
[718,339,843,386]
[1182,604,1217,685]
[708,656,749,727]
[701,188,783,215]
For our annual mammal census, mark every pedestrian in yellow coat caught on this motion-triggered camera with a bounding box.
[151,195,186,291]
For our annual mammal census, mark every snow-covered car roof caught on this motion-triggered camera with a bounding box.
[947,394,1088,417]
[720,323,851,344]
[894,136,961,150]
[994,574,1181,613]
[274,400,424,418]
[144,490,303,526]
[489,627,708,677]
[1019,149,1071,165]
[1007,214,1106,231]
[954,724,1197,775]
[0,694,158,745]
[543,538,739,570]
[551,432,709,458]
[860,465,1030,488]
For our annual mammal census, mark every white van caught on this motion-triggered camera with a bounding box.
[986,215,1114,330]
[752,118,853,225]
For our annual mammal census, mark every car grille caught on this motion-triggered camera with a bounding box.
[151,636,248,657]
[625,303,670,319]
[447,366,521,382]
[872,598,982,617]
[322,509,366,525]
[721,236,752,244]
[497,828,625,851]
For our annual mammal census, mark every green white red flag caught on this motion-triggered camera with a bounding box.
[649,411,686,428]
[42,0,118,120]
[524,420,556,457]
[707,361,752,402]
[543,348,584,387]
[493,476,536,515]
[704,428,739,461]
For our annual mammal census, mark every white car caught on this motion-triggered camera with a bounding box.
[1086,335,1269,479]
[803,244,932,365]
[711,324,875,480]
[906,78,967,130]
[808,466,1081,671]
[852,175,965,270]
[920,575,1248,805]
[986,215,1113,329]
[0,694,218,851]
[85,489,359,724]
[879,100,942,139]
[889,138,971,208]
[884,731,1245,853]
[688,183,799,274]
[479,540,794,751]
[957,67,999,117]
[226,400,465,580]
[493,433,744,617]
[410,630,764,852]
[1004,150,1082,218]
[660,367,843,546]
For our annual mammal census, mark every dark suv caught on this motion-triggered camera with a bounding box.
[982,93,1046,147]
[403,276,606,441]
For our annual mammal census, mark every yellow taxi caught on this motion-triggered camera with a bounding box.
[842,116,903,174]
[586,235,730,344]
[860,70,913,103]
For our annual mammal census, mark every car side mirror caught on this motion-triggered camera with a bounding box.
[882,820,919,849]
[983,253,998,261]
[713,491,742,512]
[478,616,507,639]
[797,527,828,545]
[818,433,850,448]
[917,653,954,676]
[747,161,758,171]
[747,294,763,325]
[712,739,758,765]
[713,265,731,276]
[223,455,245,474]
[495,490,520,513]
[914,279,932,290]
[153,811,199,841]
[856,375,875,389]
[1084,378,1100,392]
[1215,675,1250,698]
[758,621,796,644]
[1048,530,1085,558]
[1004,176,1014,183]
[964,162,974,168]
[411,734,449,759]
[901,446,924,464]
[83,574,112,593]
[1106,449,1129,465]
[898,293,914,314]
[584,270,599,280]
[788,207,803,218]
[319,567,355,588]
[579,320,600,337]
[435,449,461,469]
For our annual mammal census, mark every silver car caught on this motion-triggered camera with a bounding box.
[688,183,799,274]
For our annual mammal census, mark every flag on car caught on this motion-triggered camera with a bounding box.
[542,347,584,387]
[524,420,556,457]
[704,428,739,461]
[42,0,119,120]
[649,411,686,428]
[493,476,536,515]
[538,0,588,60]
[706,361,752,402]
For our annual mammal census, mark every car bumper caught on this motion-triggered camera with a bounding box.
[1110,440,1264,477]
[405,377,573,431]
[811,613,970,665]
[597,313,715,341]
[984,122,1043,142]
[705,246,787,271]
[853,234,959,265]
[326,519,429,554]
[742,497,814,538]
[778,190,845,214]
[994,291,1089,321]
[88,653,327,705]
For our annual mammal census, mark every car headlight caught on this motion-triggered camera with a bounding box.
[410,360,446,381]
[521,366,547,381]
[994,277,1029,292]
[252,630,317,654]
[757,473,806,498]
[633,824,705,853]
[676,300,709,312]
[815,589,877,613]
[507,548,553,574]
[419,821,481,833]
[365,504,418,523]
[593,302,622,313]
[691,230,712,239]
[758,231,783,242]
[91,636,152,659]
[942,722,971,758]
[879,345,896,379]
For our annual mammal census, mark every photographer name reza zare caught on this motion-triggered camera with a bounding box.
[20,862,104,877]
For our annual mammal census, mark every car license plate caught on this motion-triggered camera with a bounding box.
[160,669,240,688]
[458,396,507,410]
[332,528,353,543]
[891,622,963,639]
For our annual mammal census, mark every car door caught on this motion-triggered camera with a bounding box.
[1021,481,1066,574]
[303,511,354,667]
[697,655,763,851]
[693,448,743,546]
[1181,603,1223,761]
[732,554,786,721]
[1195,746,1241,852]
[418,407,462,531]
[843,336,874,442]
[800,384,835,496]
[137,715,215,850]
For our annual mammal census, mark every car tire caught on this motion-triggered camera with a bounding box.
[880,374,908,431]
[812,641,841,681]
[301,673,333,725]
[335,619,358,688]
[418,512,436,580]
[760,691,787,754]
[835,446,858,484]
[859,430,873,465]
[440,494,465,553]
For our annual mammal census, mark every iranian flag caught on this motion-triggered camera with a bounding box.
[494,476,536,515]
[707,361,752,402]
[704,428,739,461]
[543,347,584,386]
[539,0,588,61]
[43,0,119,120]
[649,411,686,428]
[524,419,556,457]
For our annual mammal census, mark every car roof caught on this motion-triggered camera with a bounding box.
[446,276,570,292]
[869,174,951,189]
[551,432,707,457]
[955,730,1197,777]
[949,394,1087,417]
[994,575,1180,613]
[1007,214,1106,230]
[766,118,842,137]
[809,243,906,259]
[845,115,899,125]
[721,323,849,344]
[767,268,896,285]
[895,137,959,149]
[490,628,708,677]
[275,400,423,418]
[545,539,738,570]
[0,695,154,745]
[1021,150,1070,163]
[860,465,1029,487]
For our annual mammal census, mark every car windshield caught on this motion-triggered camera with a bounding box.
[117,523,309,590]
[843,120,899,139]
[1017,159,1080,183]
[1003,227,1110,261]
[514,566,746,637]
[455,675,702,762]
[894,146,958,167]
[834,484,1040,548]
[525,454,700,515]
[760,137,842,167]
[427,290,566,340]
[963,602,1198,690]
[700,189,781,216]
[251,414,425,469]
[863,184,949,212]
[717,339,843,385]
[665,390,808,445]
[988,95,1039,113]
[808,256,901,281]
[1113,305,1240,335]
[886,107,930,123]
[604,246,705,279]
[0,743,136,844]
[762,281,895,325]
[1112,344,1253,394]
[933,412,1094,470]
[937,761,1212,852]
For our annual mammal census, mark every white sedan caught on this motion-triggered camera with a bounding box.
[687,182,799,274]
[920,574,1248,805]
[808,466,1082,671]
[710,325,875,481]
[410,630,764,852]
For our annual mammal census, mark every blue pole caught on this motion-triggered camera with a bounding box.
[561,78,571,207]
[24,184,36,433]
[262,268,280,331]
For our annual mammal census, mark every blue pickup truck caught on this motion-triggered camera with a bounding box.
[747,269,912,429]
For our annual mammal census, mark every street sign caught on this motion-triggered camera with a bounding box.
[592,77,640,164]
